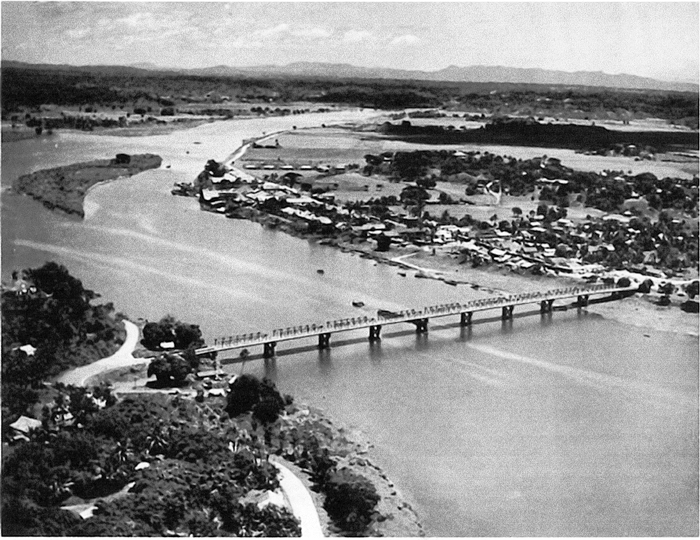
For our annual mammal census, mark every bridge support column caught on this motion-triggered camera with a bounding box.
[577,294,590,308]
[263,342,276,358]
[460,312,473,326]
[368,325,382,342]
[318,333,331,350]
[412,318,429,334]
[501,305,514,320]
[540,299,554,313]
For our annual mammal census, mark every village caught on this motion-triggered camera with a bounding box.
[174,137,699,306]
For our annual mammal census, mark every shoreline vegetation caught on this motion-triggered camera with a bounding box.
[3,106,696,535]
[0,263,423,537]
[12,153,162,217]
[2,116,228,143]
[224,206,699,336]
[183,117,697,335]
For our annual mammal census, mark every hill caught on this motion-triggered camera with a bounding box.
[4,60,697,92]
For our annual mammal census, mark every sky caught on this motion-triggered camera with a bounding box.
[2,2,698,82]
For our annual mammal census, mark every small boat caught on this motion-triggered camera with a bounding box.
[352,301,365,308]
[398,272,406,277]
[377,309,401,318]
[317,269,325,275]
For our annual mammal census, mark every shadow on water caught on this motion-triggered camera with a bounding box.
[218,304,596,367]
[368,341,383,364]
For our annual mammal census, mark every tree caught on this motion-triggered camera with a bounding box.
[375,233,391,252]
[147,353,192,386]
[204,159,227,178]
[416,177,436,189]
[392,151,430,181]
[400,186,429,221]
[174,323,203,350]
[141,322,170,350]
[323,468,380,533]
[225,375,285,424]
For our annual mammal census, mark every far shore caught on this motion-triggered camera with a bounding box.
[210,127,698,338]
[2,117,219,142]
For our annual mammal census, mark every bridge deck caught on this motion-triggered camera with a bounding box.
[195,284,634,356]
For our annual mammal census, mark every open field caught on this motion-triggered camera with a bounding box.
[242,125,698,179]
[236,124,698,217]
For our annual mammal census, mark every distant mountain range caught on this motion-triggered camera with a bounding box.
[4,60,697,93]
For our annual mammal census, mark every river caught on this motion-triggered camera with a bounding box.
[2,113,698,536]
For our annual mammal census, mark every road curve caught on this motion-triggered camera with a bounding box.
[56,320,147,387]
[271,458,325,538]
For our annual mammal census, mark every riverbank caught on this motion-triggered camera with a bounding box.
[87,359,425,536]
[340,242,700,336]
[12,153,162,217]
[221,205,698,336]
[6,108,697,536]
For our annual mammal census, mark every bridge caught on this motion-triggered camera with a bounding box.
[195,283,636,359]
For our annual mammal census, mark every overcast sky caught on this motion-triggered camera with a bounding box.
[2,2,698,82]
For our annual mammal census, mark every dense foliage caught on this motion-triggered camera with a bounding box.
[147,351,199,386]
[2,393,300,536]
[3,65,697,126]
[141,315,204,350]
[379,117,698,151]
[1,263,123,422]
[323,468,381,533]
[225,374,289,425]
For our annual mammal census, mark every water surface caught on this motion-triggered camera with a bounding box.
[2,120,697,536]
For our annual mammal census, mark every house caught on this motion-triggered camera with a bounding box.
[9,416,42,442]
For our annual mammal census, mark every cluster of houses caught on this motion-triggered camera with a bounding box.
[242,162,346,174]
[184,155,695,288]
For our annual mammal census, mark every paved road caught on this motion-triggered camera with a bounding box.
[56,320,147,387]
[271,459,325,538]
[55,322,326,536]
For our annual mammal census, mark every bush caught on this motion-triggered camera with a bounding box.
[141,316,203,351]
[225,375,285,424]
[323,468,379,533]
[616,277,631,288]
[147,352,192,386]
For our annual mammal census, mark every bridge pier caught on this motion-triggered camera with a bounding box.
[318,333,331,350]
[501,305,514,320]
[577,294,590,308]
[263,341,276,358]
[368,325,382,342]
[412,318,429,333]
[540,299,554,313]
[460,312,473,326]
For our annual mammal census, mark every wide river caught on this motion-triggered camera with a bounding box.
[2,112,698,536]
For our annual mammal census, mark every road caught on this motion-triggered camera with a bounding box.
[56,320,147,387]
[271,459,325,538]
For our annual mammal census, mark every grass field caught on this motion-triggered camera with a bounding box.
[238,123,698,221]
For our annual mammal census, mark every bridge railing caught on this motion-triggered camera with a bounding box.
[200,284,633,354]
